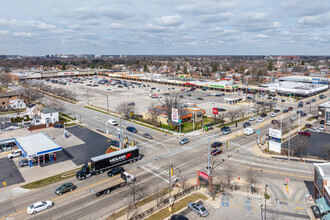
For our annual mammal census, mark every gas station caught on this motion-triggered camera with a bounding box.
[1,132,62,167]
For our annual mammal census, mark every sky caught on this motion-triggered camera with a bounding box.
[0,0,329,56]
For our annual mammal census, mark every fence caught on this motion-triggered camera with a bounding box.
[28,122,62,131]
[129,186,196,220]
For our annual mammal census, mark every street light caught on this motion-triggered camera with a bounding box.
[159,142,173,212]
[264,184,269,220]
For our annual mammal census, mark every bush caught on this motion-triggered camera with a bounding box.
[264,193,270,199]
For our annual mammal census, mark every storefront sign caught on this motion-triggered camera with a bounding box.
[172,108,179,123]
[269,128,282,139]
[199,172,209,180]
[212,108,218,114]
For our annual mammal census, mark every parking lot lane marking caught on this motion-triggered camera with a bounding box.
[251,168,313,179]
[141,166,169,183]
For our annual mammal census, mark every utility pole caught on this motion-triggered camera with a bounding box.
[257,120,260,148]
[207,136,211,175]
[264,184,268,220]
[105,119,108,134]
[119,117,123,149]
[106,95,109,113]
[87,87,89,107]
[179,105,181,133]
[193,111,195,131]
[298,108,301,132]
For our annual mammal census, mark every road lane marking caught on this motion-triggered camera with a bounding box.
[141,166,169,183]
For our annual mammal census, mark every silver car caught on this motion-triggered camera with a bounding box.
[180,138,190,145]
[187,202,209,217]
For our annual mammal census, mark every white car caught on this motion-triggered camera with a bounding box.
[319,126,325,131]
[270,113,276,117]
[257,118,264,122]
[249,117,256,121]
[7,150,22,159]
[290,116,297,121]
[27,201,54,214]
[108,119,118,126]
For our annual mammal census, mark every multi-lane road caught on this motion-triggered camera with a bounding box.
[1,90,328,219]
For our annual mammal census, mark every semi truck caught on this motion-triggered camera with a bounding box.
[90,172,136,197]
[76,146,139,180]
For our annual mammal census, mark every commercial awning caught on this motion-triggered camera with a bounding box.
[315,197,330,214]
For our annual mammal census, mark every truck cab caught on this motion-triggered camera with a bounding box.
[121,172,136,184]
[76,163,93,180]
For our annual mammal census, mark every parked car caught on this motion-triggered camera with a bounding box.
[298,131,310,137]
[27,201,54,214]
[319,126,325,131]
[301,112,307,117]
[309,128,321,133]
[271,119,279,124]
[170,215,188,220]
[108,119,118,126]
[274,109,280,113]
[305,124,312,128]
[7,150,22,159]
[55,182,77,195]
[126,126,137,133]
[249,117,256,121]
[288,107,293,111]
[211,142,223,148]
[142,133,153,139]
[311,99,316,102]
[243,122,251,128]
[187,202,209,217]
[217,108,226,112]
[197,97,204,100]
[53,123,63,128]
[281,99,285,102]
[211,149,223,156]
[320,120,325,124]
[270,113,276,117]
[180,138,190,145]
[18,159,29,167]
[107,167,125,177]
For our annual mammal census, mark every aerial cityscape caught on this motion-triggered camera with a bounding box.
[0,1,330,220]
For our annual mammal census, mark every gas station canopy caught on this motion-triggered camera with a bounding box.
[14,132,62,158]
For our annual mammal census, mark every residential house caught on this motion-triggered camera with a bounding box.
[40,107,59,124]
[9,96,27,109]
[0,122,20,131]
[0,92,20,109]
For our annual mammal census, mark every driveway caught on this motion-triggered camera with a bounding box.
[0,158,25,187]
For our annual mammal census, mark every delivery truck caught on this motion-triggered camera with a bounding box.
[244,127,255,136]
[76,146,139,180]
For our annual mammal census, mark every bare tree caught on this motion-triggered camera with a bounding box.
[246,168,258,184]
[147,102,160,125]
[159,94,182,123]
[116,102,132,118]
[125,182,149,207]
[153,185,166,208]
[20,87,43,104]
[222,162,234,187]
[226,109,240,123]
[125,197,140,220]
[46,98,65,112]
[295,141,306,160]
[179,175,190,193]
[0,73,13,92]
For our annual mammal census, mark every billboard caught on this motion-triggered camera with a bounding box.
[269,128,282,139]
[171,108,179,123]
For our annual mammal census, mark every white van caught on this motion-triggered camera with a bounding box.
[244,127,255,136]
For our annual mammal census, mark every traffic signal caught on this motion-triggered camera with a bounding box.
[170,167,174,176]
[227,141,229,148]
[132,140,135,146]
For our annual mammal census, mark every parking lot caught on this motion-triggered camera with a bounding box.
[42,77,256,116]
[282,128,330,158]
[0,158,25,188]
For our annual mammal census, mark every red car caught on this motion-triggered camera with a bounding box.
[288,107,293,111]
[298,131,310,137]
[211,149,223,156]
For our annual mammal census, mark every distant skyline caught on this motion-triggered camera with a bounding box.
[1,0,329,56]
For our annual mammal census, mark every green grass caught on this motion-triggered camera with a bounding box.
[59,115,70,123]
[0,108,26,115]
[59,112,76,121]
[181,117,220,133]
[144,193,208,220]
[21,168,81,189]
[307,117,317,121]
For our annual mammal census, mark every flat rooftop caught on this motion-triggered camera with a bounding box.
[319,101,330,108]
[15,132,62,157]
[315,162,330,179]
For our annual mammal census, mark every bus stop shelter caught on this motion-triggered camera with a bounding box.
[14,132,62,167]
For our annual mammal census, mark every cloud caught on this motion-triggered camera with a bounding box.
[233,12,282,32]
[198,12,233,23]
[156,15,182,26]
[175,1,237,15]
[0,19,56,31]
[297,12,330,28]
[282,0,330,17]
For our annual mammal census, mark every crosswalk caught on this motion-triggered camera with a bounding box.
[142,163,178,184]
[218,137,252,151]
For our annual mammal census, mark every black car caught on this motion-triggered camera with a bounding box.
[221,126,230,131]
[300,112,307,117]
[274,109,280,113]
[179,95,184,98]
[170,215,188,220]
[107,167,125,177]
[320,120,325,124]
[283,109,288,113]
[211,142,223,148]
[267,96,272,99]
[53,124,63,128]
[297,110,302,114]
[243,122,251,128]
[197,97,204,100]
[260,113,267,117]
[281,99,285,102]
[217,108,226,112]
[305,124,312,128]
[126,126,137,133]
[55,182,77,195]
[187,94,191,97]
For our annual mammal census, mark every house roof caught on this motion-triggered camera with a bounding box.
[0,91,20,98]
[28,104,36,108]
[41,107,57,114]
[9,96,19,101]
[0,122,20,130]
